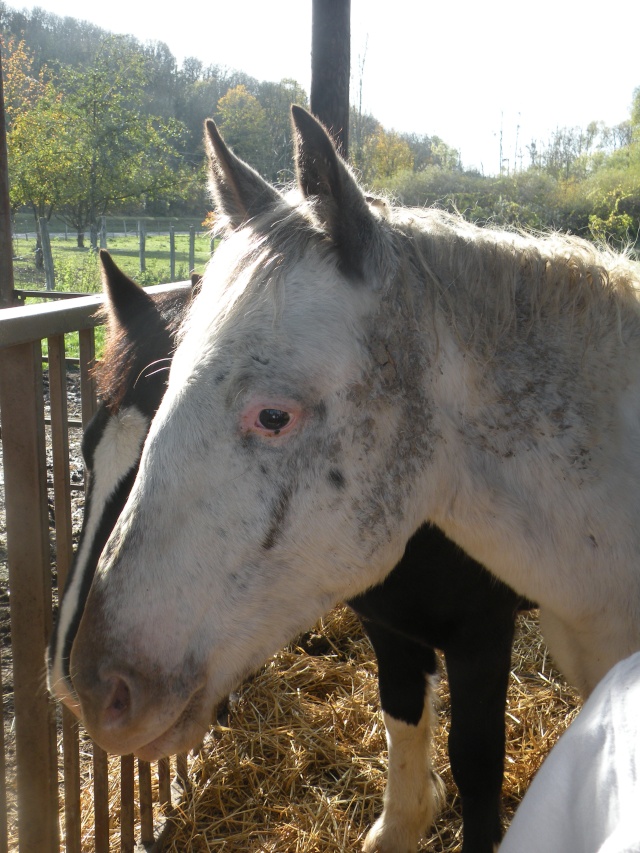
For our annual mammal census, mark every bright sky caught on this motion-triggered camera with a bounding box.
[10,0,640,174]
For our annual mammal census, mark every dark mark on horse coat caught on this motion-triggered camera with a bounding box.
[328,468,346,490]
[262,486,293,550]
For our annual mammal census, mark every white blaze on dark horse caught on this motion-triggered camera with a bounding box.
[48,252,193,710]
[57,107,640,841]
[49,252,531,852]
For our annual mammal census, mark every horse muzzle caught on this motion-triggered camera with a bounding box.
[68,612,210,758]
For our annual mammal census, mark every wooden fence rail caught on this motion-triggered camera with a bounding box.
[0,283,190,852]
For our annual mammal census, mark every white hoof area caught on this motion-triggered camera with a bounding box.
[362,771,445,853]
[362,815,420,853]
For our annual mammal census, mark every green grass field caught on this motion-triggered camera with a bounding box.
[13,232,212,292]
[12,232,212,357]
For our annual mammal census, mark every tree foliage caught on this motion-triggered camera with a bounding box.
[216,85,271,177]
[52,38,192,245]
[1,1,639,250]
[361,127,413,182]
[2,33,194,245]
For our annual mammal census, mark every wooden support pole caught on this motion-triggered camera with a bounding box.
[311,0,351,157]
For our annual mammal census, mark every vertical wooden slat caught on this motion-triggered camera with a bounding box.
[48,335,74,578]
[138,760,154,846]
[0,342,59,852]
[176,753,188,788]
[79,329,97,425]
[120,754,135,853]
[158,758,171,807]
[48,334,82,853]
[93,746,109,853]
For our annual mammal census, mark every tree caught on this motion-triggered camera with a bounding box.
[631,86,640,129]
[362,127,413,183]
[52,37,191,246]
[3,36,73,264]
[1,34,44,120]
[7,76,71,222]
[216,84,270,175]
[257,78,308,182]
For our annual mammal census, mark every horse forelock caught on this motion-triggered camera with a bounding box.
[180,199,370,354]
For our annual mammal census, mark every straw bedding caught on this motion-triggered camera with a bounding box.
[82,604,580,852]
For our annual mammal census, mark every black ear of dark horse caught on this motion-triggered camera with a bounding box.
[290,105,378,281]
[204,118,281,232]
[99,249,159,330]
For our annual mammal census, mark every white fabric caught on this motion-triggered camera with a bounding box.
[499,651,640,853]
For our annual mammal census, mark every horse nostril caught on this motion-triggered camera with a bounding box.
[103,675,132,726]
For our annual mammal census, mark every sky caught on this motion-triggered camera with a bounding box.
[8,0,640,174]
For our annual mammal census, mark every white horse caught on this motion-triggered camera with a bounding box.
[62,107,640,787]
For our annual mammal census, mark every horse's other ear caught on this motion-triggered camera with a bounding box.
[204,119,281,232]
[291,105,379,281]
[99,249,158,330]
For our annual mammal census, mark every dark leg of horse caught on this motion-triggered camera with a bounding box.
[443,620,516,853]
[356,616,443,853]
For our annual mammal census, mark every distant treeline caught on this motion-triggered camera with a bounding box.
[1,2,639,246]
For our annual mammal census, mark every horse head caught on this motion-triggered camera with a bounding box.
[60,107,439,759]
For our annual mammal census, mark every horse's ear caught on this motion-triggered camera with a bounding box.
[291,105,379,280]
[205,119,281,232]
[99,249,159,331]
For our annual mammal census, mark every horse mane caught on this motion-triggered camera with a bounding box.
[198,190,640,367]
[385,207,640,355]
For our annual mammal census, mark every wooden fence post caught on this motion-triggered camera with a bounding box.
[39,218,55,290]
[189,226,196,273]
[139,222,146,273]
[170,225,176,282]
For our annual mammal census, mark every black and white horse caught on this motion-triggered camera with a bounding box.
[49,252,530,852]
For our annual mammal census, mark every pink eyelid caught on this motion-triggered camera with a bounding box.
[240,401,301,437]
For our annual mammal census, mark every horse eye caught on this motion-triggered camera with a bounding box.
[258,409,291,431]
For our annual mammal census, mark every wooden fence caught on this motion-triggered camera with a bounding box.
[0,284,190,852]
[23,220,206,292]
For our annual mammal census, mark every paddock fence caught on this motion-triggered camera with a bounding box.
[0,283,190,852]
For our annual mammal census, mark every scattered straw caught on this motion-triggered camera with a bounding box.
[127,606,578,853]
